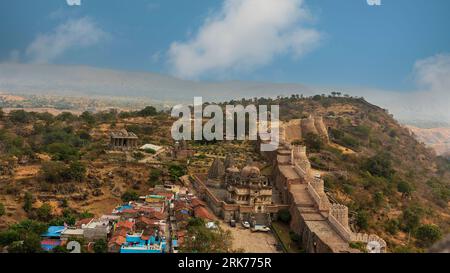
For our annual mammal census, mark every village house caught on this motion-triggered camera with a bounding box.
[82,218,112,241]
[41,226,65,251]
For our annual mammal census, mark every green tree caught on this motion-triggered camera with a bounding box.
[401,208,422,232]
[23,192,33,212]
[78,130,91,140]
[36,203,53,222]
[121,190,139,202]
[66,161,86,182]
[303,132,323,153]
[40,161,67,183]
[78,211,94,219]
[10,219,48,235]
[278,209,291,224]
[363,153,394,179]
[61,198,68,208]
[9,110,32,123]
[356,210,369,231]
[373,191,385,207]
[132,151,145,160]
[169,164,186,179]
[415,224,442,248]
[46,142,79,162]
[0,230,20,246]
[353,125,371,139]
[397,180,414,197]
[93,239,108,253]
[0,202,5,216]
[56,112,77,122]
[312,95,322,101]
[148,169,162,187]
[8,233,42,253]
[385,219,400,235]
[52,245,69,253]
[80,111,96,125]
[138,106,158,117]
[181,218,233,253]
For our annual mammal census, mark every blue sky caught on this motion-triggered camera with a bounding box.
[1,0,449,91]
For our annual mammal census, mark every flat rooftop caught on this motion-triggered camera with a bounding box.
[110,129,138,139]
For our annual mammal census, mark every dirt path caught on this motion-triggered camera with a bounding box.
[220,222,281,253]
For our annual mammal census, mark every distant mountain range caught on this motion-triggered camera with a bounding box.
[0,63,316,103]
[1,63,449,126]
[407,126,450,157]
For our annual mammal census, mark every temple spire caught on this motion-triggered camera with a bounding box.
[208,157,225,179]
[224,154,235,169]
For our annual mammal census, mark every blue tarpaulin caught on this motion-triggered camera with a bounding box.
[41,226,65,238]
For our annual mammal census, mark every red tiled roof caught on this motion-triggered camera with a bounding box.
[191,198,206,208]
[138,207,154,213]
[137,216,154,225]
[109,236,126,246]
[156,192,174,199]
[194,206,215,220]
[174,202,191,211]
[113,229,128,237]
[121,209,138,214]
[149,211,165,220]
[138,206,163,214]
[116,221,134,230]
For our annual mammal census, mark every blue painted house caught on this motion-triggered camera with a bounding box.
[120,232,166,254]
[41,226,66,251]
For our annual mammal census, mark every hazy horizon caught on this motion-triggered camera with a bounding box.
[1,0,450,125]
[1,62,450,127]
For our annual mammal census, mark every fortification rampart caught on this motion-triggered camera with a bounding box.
[260,119,387,252]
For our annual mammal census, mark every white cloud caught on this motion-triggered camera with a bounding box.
[66,0,81,6]
[353,54,450,124]
[26,17,107,64]
[414,54,450,93]
[167,0,321,79]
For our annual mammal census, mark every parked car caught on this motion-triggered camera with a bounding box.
[242,221,251,228]
[251,225,271,232]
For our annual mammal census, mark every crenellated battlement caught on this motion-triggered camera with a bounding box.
[330,204,349,228]
[268,120,387,253]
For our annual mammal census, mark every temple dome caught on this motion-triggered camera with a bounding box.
[226,166,240,173]
[241,166,260,178]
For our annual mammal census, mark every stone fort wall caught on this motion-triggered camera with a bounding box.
[260,119,386,253]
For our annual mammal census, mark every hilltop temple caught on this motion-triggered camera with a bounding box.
[110,129,139,150]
